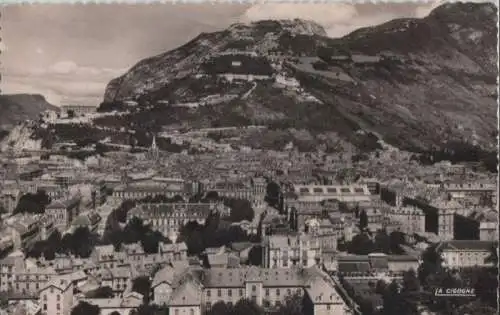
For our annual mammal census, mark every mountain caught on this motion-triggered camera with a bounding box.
[102,3,498,155]
[0,94,57,129]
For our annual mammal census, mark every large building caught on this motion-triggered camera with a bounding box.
[127,202,227,239]
[437,240,497,269]
[152,265,349,315]
[388,206,426,235]
[204,177,267,208]
[403,198,456,241]
[60,104,98,116]
[336,253,420,278]
[284,184,372,208]
[443,182,496,206]
[262,233,322,268]
[39,274,75,315]
[45,196,82,232]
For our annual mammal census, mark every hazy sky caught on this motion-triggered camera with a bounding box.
[0,1,487,106]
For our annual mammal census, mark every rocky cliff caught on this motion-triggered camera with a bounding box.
[0,94,57,129]
[98,2,497,153]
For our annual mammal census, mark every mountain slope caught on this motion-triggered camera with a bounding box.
[100,2,497,153]
[0,94,57,128]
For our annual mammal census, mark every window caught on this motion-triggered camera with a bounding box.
[287,289,291,296]
[174,310,179,315]
[43,295,47,301]
[57,295,60,301]
[239,289,244,296]
[206,303,211,310]
[228,289,232,297]
[276,289,280,296]
[57,304,60,311]
[265,288,269,296]
[217,289,222,297]
[252,285,256,292]
[190,309,194,315]
[327,304,331,310]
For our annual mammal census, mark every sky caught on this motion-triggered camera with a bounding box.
[0,1,492,106]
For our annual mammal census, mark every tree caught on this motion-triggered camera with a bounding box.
[207,301,232,315]
[402,269,420,292]
[224,198,254,222]
[131,304,167,315]
[359,209,368,230]
[248,245,263,266]
[71,301,100,315]
[13,190,51,215]
[389,231,406,254]
[205,191,219,201]
[233,299,263,315]
[86,286,114,298]
[265,181,281,208]
[132,276,151,304]
[374,230,391,254]
[473,267,498,307]
[70,226,99,258]
[375,279,387,294]
[418,245,443,286]
[347,233,374,255]
[382,281,418,315]
[276,292,303,315]
[141,230,166,254]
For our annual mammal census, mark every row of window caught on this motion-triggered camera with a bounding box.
[173,309,195,315]
[206,287,301,298]
[207,288,244,298]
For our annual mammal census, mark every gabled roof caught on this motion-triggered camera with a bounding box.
[40,275,73,292]
[168,279,202,306]
[439,240,497,252]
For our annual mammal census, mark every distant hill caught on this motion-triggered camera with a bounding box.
[99,2,497,154]
[0,94,57,129]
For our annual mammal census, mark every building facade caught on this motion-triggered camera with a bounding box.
[262,233,322,268]
[438,240,497,269]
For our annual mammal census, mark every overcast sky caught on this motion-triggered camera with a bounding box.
[0,1,489,106]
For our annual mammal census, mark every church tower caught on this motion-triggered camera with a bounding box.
[148,135,160,162]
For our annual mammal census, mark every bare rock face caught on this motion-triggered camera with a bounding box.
[0,94,57,129]
[102,2,497,152]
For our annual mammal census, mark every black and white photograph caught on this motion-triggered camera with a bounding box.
[0,1,498,315]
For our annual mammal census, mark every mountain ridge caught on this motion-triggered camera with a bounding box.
[14,2,497,158]
[99,2,495,153]
[0,94,57,129]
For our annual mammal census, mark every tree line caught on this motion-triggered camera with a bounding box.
[338,230,406,255]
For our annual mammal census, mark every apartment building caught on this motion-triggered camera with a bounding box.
[127,202,225,239]
[262,233,322,268]
[39,274,74,315]
[45,195,82,232]
[438,240,497,269]
[152,266,348,315]
[388,206,426,234]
